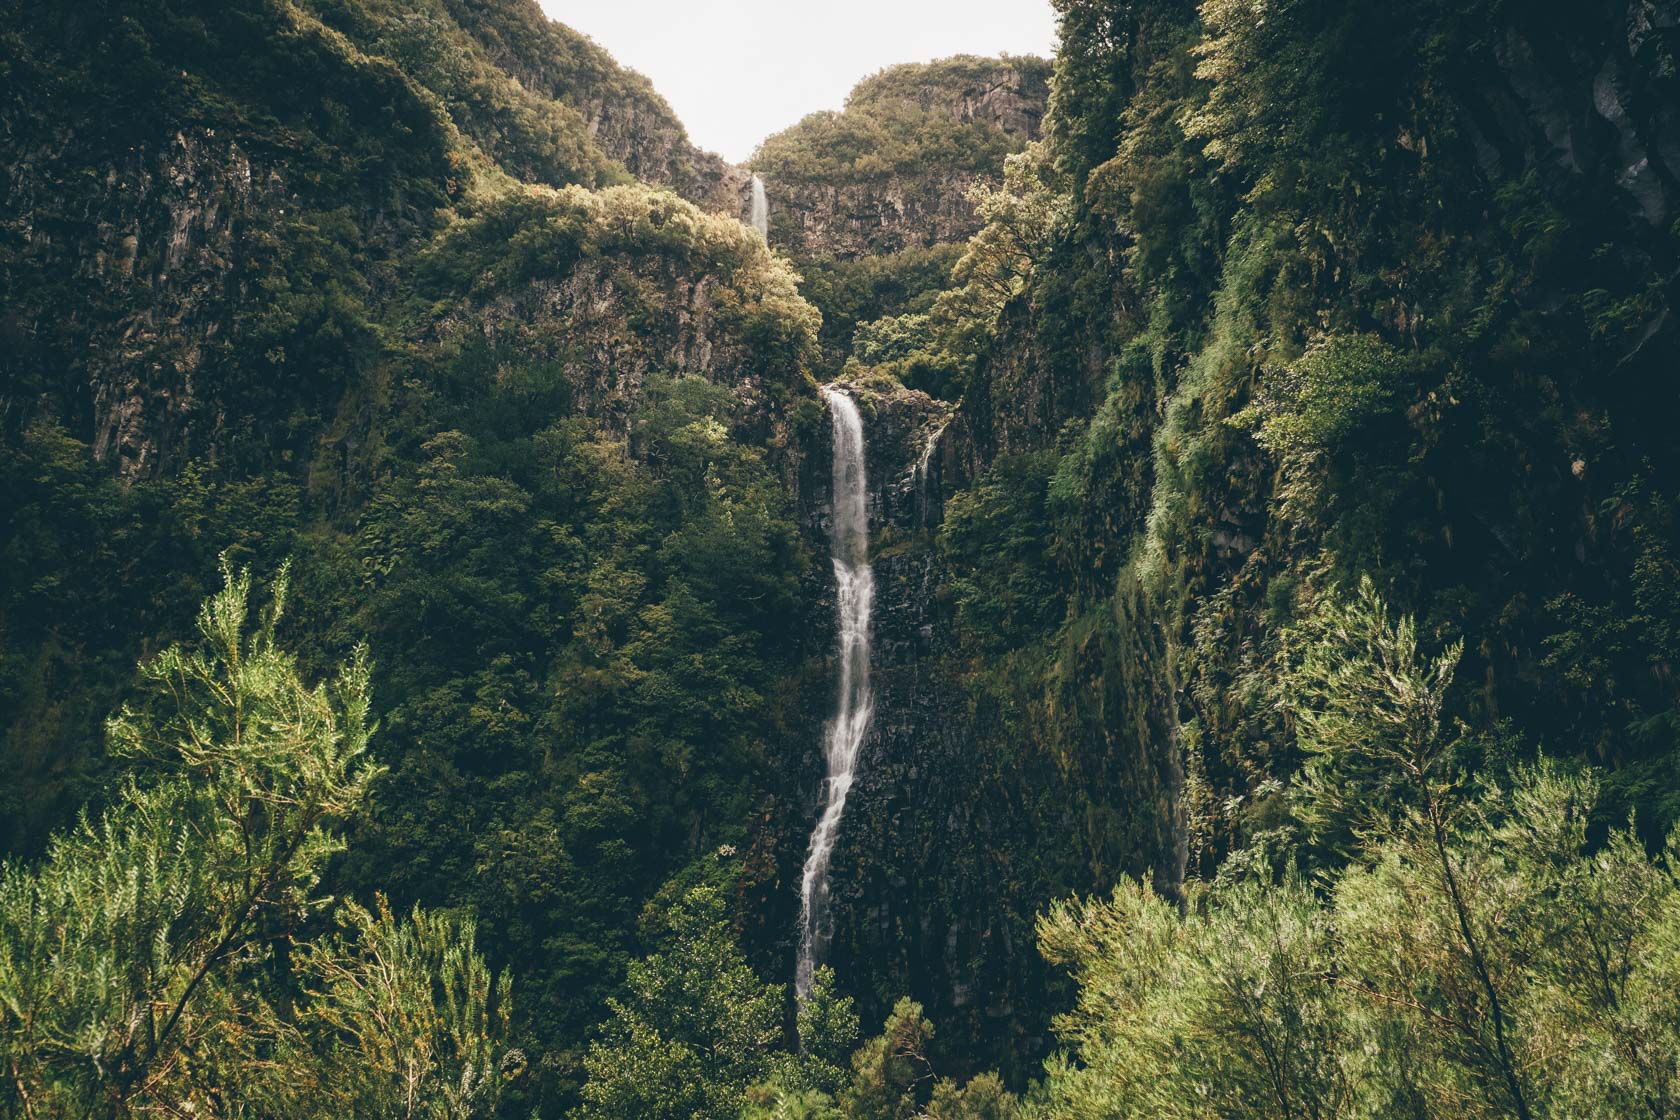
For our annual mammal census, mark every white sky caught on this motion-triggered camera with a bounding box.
[539,0,1059,164]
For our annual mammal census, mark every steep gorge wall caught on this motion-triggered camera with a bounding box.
[760,374,1182,1078]
[929,0,1680,894]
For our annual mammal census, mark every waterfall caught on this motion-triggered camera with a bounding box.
[913,423,946,530]
[750,173,769,241]
[796,386,875,999]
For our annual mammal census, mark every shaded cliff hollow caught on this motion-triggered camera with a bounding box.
[752,56,1050,261]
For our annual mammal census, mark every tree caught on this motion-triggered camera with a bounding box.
[1033,764,1680,1120]
[924,1074,1019,1120]
[1281,574,1466,860]
[292,899,511,1119]
[1035,864,1359,1120]
[1283,577,1529,1119]
[794,967,861,1098]
[576,884,782,1120]
[1030,581,1680,1120]
[840,999,936,1120]
[742,966,860,1120]
[0,562,510,1118]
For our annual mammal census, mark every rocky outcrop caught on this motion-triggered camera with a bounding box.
[753,56,1051,260]
[442,0,753,214]
[1479,0,1680,232]
[0,2,458,477]
[0,0,772,480]
[414,187,816,440]
[760,171,1002,261]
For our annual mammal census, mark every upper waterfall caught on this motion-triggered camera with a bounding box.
[796,386,875,1000]
[750,173,769,241]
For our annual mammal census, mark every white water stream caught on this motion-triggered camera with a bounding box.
[750,173,769,240]
[796,387,875,999]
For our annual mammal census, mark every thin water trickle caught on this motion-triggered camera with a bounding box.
[750,173,769,241]
[796,386,874,999]
[913,423,945,530]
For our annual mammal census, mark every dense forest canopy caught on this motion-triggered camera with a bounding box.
[2,0,1677,1117]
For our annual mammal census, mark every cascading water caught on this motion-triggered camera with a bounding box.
[750,173,769,240]
[913,423,946,530]
[796,387,875,999]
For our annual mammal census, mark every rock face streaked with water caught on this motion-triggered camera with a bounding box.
[796,386,875,999]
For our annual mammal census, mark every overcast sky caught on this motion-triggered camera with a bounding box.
[539,0,1059,164]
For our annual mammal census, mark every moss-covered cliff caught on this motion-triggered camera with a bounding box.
[940,0,1680,868]
[0,0,766,478]
[752,56,1051,261]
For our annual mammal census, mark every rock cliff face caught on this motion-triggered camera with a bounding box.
[0,4,459,477]
[0,0,773,481]
[752,57,1051,260]
[1479,1,1679,233]
[18,130,289,476]
[440,0,752,213]
[411,187,815,442]
[760,172,993,262]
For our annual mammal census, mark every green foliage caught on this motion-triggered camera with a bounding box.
[4,9,822,1107]
[316,0,614,190]
[6,0,1680,1111]
[335,367,807,1103]
[584,914,1020,1120]
[1034,758,1680,1120]
[1035,865,1354,1120]
[798,244,965,375]
[924,1073,1020,1120]
[840,999,936,1120]
[577,884,783,1120]
[920,0,1680,886]
[753,54,1049,265]
[1031,583,1679,1118]
[0,565,510,1117]
[435,0,731,203]
[946,145,1070,336]
[1280,575,1467,858]
[794,968,863,1098]
[292,899,512,1118]
[816,142,1068,396]
[0,422,305,854]
[740,965,859,1120]
[1232,334,1410,459]
[940,452,1066,651]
